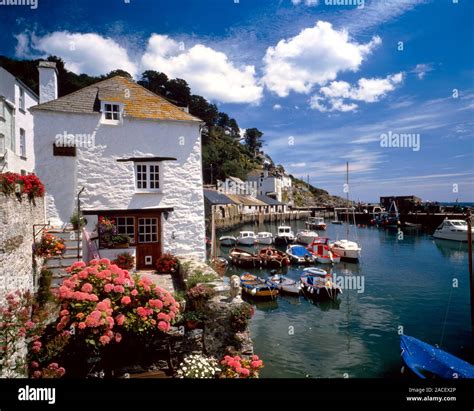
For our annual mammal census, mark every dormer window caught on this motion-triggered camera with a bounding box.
[19,87,25,111]
[101,102,122,124]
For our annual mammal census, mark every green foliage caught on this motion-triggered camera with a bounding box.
[186,271,217,289]
[244,128,264,155]
[36,269,53,307]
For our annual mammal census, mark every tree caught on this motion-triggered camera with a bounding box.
[228,118,240,139]
[138,70,169,97]
[189,95,218,127]
[244,128,264,155]
[166,78,191,106]
[102,69,133,79]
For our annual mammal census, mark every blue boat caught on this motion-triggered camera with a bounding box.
[286,244,314,265]
[400,335,474,379]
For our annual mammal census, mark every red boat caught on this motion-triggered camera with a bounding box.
[259,247,290,268]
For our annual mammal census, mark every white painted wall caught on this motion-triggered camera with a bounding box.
[34,110,206,260]
[0,67,37,173]
[38,66,58,104]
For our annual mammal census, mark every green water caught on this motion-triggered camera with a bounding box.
[217,220,474,378]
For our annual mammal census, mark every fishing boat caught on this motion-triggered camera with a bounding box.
[256,232,274,245]
[267,274,301,296]
[400,335,474,379]
[296,230,319,245]
[433,219,473,242]
[331,239,361,261]
[286,244,315,265]
[331,209,343,225]
[307,237,341,264]
[229,248,261,268]
[300,268,341,300]
[377,200,400,228]
[259,247,290,268]
[274,226,295,245]
[219,235,237,247]
[305,216,327,230]
[240,273,279,299]
[236,231,256,246]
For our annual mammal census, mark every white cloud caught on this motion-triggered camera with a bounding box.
[411,63,434,79]
[18,31,138,77]
[142,34,263,104]
[310,72,404,112]
[273,104,282,110]
[291,0,319,5]
[262,21,381,97]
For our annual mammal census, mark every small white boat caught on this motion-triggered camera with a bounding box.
[296,230,319,245]
[256,232,274,245]
[219,235,237,247]
[286,244,314,265]
[274,226,295,245]
[331,239,361,261]
[236,231,256,246]
[305,216,327,230]
[268,274,301,296]
[433,219,473,242]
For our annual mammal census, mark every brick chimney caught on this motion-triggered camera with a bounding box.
[38,61,58,103]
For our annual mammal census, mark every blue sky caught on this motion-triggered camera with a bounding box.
[1,0,473,202]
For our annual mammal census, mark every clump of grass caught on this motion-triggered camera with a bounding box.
[186,271,217,289]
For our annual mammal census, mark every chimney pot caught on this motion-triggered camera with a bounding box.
[38,61,58,103]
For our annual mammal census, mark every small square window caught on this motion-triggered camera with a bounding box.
[135,162,161,192]
[102,102,121,122]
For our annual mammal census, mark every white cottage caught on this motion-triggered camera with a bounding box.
[0,66,38,174]
[31,62,206,266]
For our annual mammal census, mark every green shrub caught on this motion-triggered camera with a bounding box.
[186,271,217,289]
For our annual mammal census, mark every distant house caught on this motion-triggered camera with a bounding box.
[246,169,292,202]
[217,176,257,196]
[203,189,237,220]
[224,194,268,214]
[257,194,287,213]
[0,66,38,174]
[31,61,206,267]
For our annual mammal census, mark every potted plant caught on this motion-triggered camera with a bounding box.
[182,311,204,330]
[186,284,215,311]
[155,253,179,274]
[229,303,254,332]
[112,252,135,270]
[109,234,130,249]
[34,232,66,258]
[70,211,87,230]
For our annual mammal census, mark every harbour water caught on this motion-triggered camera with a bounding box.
[217,220,474,378]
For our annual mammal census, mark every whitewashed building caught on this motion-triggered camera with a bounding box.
[0,66,38,174]
[247,170,292,202]
[31,62,206,266]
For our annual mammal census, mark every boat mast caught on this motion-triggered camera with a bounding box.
[346,161,349,239]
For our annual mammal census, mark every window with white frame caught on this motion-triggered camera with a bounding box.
[19,87,25,111]
[19,128,26,157]
[101,102,121,123]
[0,134,5,154]
[135,162,161,191]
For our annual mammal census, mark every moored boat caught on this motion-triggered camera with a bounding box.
[305,216,327,230]
[267,274,301,296]
[307,237,341,264]
[331,239,361,261]
[259,247,290,268]
[240,273,279,299]
[229,248,261,268]
[296,230,318,245]
[219,235,237,247]
[432,219,473,242]
[256,231,274,245]
[300,268,341,301]
[400,335,474,378]
[286,244,315,265]
[274,226,295,245]
[236,231,256,246]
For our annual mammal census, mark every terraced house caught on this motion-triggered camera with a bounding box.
[31,62,206,268]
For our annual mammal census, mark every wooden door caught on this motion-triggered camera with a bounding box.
[136,216,161,270]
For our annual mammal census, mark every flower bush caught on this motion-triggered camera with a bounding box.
[0,290,48,377]
[176,354,220,378]
[186,284,215,311]
[155,253,179,274]
[229,302,254,332]
[55,258,180,348]
[112,252,135,270]
[220,354,264,379]
[34,232,65,258]
[0,172,45,199]
[31,362,66,379]
[97,217,130,248]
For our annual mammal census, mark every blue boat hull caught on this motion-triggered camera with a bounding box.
[400,335,474,379]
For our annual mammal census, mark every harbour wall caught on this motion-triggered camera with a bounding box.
[213,210,311,231]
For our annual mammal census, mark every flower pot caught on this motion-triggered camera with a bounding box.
[186,320,198,330]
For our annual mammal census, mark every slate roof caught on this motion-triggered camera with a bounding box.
[203,189,236,205]
[225,194,267,206]
[30,76,201,122]
[257,194,284,206]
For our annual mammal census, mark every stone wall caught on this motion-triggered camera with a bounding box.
[0,194,45,300]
